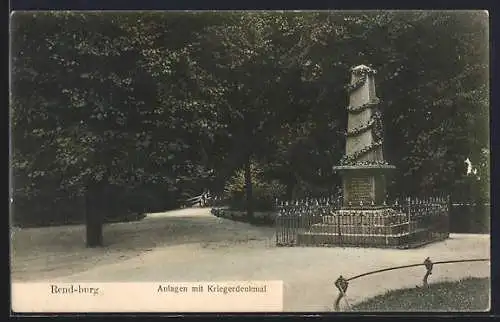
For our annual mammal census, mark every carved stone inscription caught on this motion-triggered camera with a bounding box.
[345,176,374,205]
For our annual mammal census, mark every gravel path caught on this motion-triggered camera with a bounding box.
[11,208,490,312]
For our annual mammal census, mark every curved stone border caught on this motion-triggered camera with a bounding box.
[211,207,277,226]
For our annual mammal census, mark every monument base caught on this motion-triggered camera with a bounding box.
[333,164,396,208]
[296,208,448,248]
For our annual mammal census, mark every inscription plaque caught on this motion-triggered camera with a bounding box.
[344,176,374,205]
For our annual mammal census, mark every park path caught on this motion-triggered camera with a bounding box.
[11,208,490,312]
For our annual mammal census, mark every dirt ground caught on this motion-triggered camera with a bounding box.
[10,208,491,312]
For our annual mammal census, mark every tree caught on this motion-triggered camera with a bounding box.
[11,12,211,243]
[177,12,349,216]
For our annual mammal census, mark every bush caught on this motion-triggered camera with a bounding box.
[224,162,286,212]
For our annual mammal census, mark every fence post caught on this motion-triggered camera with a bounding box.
[423,257,433,287]
[337,213,342,246]
[446,195,451,238]
[407,197,411,240]
[334,275,349,311]
[275,211,279,246]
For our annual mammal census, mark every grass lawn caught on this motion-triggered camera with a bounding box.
[350,277,490,312]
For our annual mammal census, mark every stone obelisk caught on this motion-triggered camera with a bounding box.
[334,65,395,208]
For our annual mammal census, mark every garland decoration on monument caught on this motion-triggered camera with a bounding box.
[345,74,368,93]
[339,141,385,165]
[346,97,381,114]
[345,66,377,92]
[340,66,385,166]
[346,118,375,137]
[371,108,384,142]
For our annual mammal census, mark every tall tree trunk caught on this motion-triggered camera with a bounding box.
[85,180,104,248]
[244,154,254,220]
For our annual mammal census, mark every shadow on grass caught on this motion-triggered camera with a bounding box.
[350,277,490,312]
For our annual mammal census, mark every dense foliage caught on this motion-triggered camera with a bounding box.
[10,11,489,227]
[224,161,286,211]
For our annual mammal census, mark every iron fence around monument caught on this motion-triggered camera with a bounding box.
[275,196,450,248]
[274,195,342,246]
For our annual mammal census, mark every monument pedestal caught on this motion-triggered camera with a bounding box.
[296,165,413,247]
[334,165,395,208]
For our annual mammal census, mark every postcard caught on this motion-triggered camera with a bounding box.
[10,10,490,314]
